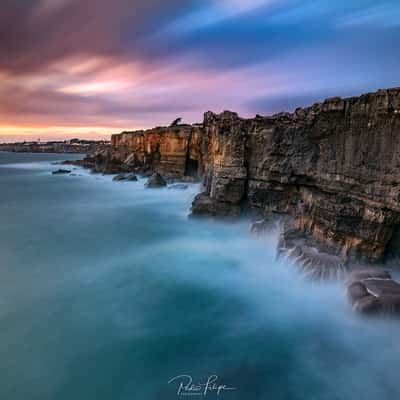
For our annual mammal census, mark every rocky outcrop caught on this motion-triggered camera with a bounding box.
[65,147,121,173]
[113,174,127,181]
[85,87,400,267]
[277,220,347,280]
[347,268,400,314]
[113,173,138,182]
[146,172,167,188]
[192,88,400,266]
[110,125,203,178]
[191,111,249,217]
[125,174,138,181]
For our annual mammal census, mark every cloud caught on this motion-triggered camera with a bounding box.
[0,0,202,74]
[338,2,400,28]
[0,0,399,140]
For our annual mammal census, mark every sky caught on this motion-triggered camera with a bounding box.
[0,0,399,141]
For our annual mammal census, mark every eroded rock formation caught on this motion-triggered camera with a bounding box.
[146,172,167,188]
[88,87,400,266]
[347,268,400,314]
[193,88,400,265]
[110,125,203,178]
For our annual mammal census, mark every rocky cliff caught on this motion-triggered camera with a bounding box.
[110,125,203,177]
[99,87,400,266]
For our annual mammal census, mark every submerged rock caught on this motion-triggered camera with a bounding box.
[350,268,391,282]
[347,268,400,315]
[145,173,167,188]
[282,243,346,280]
[113,174,127,181]
[126,173,138,181]
[277,221,347,280]
[113,173,138,182]
[250,219,270,235]
[52,169,71,175]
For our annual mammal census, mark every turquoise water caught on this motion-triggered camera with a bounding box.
[0,152,400,400]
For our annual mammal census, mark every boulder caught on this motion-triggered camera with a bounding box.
[350,268,391,282]
[113,173,138,182]
[113,174,127,181]
[354,295,383,314]
[250,219,269,235]
[347,268,400,315]
[347,282,369,304]
[52,169,71,175]
[145,173,167,188]
[126,173,138,181]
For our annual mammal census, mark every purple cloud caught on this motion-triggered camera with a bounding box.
[0,0,399,140]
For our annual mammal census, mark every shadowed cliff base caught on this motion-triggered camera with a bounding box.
[76,87,400,283]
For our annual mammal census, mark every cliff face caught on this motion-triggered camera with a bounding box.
[110,125,203,177]
[107,87,400,264]
[194,88,400,263]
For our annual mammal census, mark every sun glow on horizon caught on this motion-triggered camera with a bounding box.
[0,0,398,143]
[0,125,125,143]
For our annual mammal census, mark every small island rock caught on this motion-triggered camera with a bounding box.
[126,173,138,181]
[113,174,126,181]
[52,169,71,175]
[145,173,167,188]
[113,173,138,181]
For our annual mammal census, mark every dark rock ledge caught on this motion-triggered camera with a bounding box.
[347,268,400,315]
[113,173,138,182]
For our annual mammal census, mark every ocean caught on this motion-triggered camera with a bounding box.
[0,152,399,400]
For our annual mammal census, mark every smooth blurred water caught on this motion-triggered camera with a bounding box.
[0,152,400,400]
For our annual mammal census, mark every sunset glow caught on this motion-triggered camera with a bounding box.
[1,0,399,141]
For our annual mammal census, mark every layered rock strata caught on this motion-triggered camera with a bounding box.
[110,125,203,178]
[86,87,400,266]
[193,88,400,265]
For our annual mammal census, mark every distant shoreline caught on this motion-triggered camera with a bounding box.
[0,140,110,155]
[0,150,86,154]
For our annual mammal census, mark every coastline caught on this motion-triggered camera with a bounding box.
[72,89,400,256]
[57,150,400,316]
[0,140,110,155]
[54,87,400,315]
[5,87,400,316]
